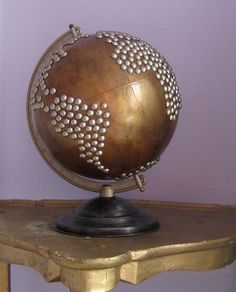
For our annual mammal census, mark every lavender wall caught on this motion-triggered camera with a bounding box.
[0,0,236,291]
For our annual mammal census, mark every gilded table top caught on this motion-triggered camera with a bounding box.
[0,199,235,270]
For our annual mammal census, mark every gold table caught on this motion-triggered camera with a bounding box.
[0,199,236,292]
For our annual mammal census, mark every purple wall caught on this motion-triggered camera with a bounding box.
[1,0,236,291]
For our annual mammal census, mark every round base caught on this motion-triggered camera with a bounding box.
[56,196,159,237]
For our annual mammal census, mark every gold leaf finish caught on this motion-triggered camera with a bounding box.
[0,200,236,291]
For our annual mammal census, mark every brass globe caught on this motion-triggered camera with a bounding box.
[27,25,182,237]
[27,26,181,182]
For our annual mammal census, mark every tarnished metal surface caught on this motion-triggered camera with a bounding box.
[27,26,181,191]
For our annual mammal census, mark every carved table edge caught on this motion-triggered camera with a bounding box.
[0,236,236,287]
[0,233,235,270]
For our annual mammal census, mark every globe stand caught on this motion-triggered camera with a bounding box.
[56,184,160,237]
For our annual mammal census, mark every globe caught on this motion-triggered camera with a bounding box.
[27,25,182,236]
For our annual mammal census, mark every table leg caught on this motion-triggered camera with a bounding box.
[62,266,120,292]
[0,263,10,292]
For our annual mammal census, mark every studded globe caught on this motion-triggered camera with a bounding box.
[27,27,182,182]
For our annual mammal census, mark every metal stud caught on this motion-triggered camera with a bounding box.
[87,110,94,116]
[54,97,60,104]
[115,48,120,54]
[128,67,134,74]
[61,51,67,58]
[79,146,85,151]
[36,95,41,102]
[75,126,81,132]
[96,118,103,124]
[71,133,77,139]
[100,102,108,109]
[79,122,86,128]
[85,134,91,139]
[75,98,81,105]
[55,127,61,133]
[43,73,48,79]
[73,105,79,111]
[59,123,65,128]
[60,102,66,108]
[75,113,82,119]
[71,119,77,125]
[66,104,72,111]
[82,116,89,122]
[96,110,102,116]
[49,104,55,111]
[100,128,106,134]
[54,55,60,62]
[62,131,68,137]
[91,103,98,110]
[93,125,100,131]
[68,97,74,103]
[50,88,56,95]
[103,121,110,127]
[44,106,49,113]
[99,136,105,141]
[55,105,61,111]
[78,133,84,139]
[92,133,99,139]
[60,110,66,117]
[51,111,57,117]
[44,89,49,96]
[81,104,88,111]
[89,119,96,126]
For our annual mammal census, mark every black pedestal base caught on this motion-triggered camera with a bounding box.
[56,196,159,237]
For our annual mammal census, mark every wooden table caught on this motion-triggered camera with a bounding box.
[0,199,236,291]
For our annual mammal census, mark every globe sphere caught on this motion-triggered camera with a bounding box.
[27,28,181,182]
